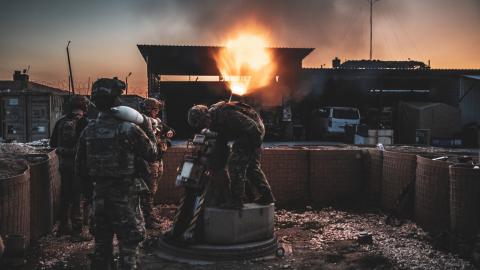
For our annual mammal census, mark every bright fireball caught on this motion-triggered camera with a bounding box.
[216,33,275,96]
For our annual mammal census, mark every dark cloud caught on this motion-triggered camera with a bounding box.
[130,0,360,47]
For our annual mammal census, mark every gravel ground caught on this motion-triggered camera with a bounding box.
[2,205,477,270]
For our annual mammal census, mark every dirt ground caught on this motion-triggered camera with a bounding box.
[2,204,477,270]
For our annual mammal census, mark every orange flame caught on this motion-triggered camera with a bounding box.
[215,33,276,96]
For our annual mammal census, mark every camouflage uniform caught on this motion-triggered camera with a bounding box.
[75,78,157,270]
[208,101,274,205]
[50,104,88,235]
[139,98,174,227]
[141,117,174,223]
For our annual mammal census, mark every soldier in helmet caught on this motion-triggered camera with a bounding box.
[75,77,157,270]
[50,94,90,240]
[187,101,275,209]
[139,98,174,229]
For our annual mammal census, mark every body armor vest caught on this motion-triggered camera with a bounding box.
[84,114,136,178]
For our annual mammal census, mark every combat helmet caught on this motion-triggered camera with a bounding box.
[187,105,210,130]
[91,77,126,98]
[69,95,90,112]
[91,77,126,110]
[140,98,163,114]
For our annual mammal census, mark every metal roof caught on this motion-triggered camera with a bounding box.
[137,45,314,76]
[338,60,429,70]
[0,81,69,95]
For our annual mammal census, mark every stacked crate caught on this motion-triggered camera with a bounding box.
[356,129,394,145]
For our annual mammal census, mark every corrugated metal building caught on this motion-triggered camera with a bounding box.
[0,71,69,142]
[459,75,480,126]
[137,44,314,138]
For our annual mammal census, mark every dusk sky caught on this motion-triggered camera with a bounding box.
[1,0,479,96]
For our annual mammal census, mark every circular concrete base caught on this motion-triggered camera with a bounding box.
[153,236,279,263]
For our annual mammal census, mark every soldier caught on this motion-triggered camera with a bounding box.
[75,78,157,270]
[139,98,174,229]
[50,95,89,240]
[187,101,275,209]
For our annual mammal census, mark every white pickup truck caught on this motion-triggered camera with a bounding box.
[314,107,361,135]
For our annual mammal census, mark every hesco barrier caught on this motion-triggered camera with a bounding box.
[261,149,309,207]
[414,156,451,232]
[309,150,363,205]
[381,151,417,214]
[46,149,61,222]
[25,154,55,242]
[449,165,480,240]
[155,148,188,204]
[0,166,31,248]
[365,149,383,205]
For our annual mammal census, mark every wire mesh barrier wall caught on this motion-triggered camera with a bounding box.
[381,151,417,216]
[0,166,31,248]
[415,156,451,232]
[157,148,364,206]
[261,149,309,207]
[309,150,364,205]
[46,150,61,224]
[155,148,190,204]
[364,149,383,206]
[2,144,478,258]
[449,165,480,241]
[24,154,54,242]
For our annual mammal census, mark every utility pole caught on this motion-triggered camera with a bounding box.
[66,41,75,95]
[369,0,380,60]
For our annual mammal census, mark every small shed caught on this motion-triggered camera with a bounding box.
[0,71,69,142]
[397,102,462,144]
[459,75,480,126]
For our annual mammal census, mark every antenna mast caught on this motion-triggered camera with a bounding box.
[66,41,75,95]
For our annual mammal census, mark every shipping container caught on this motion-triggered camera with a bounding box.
[0,75,68,142]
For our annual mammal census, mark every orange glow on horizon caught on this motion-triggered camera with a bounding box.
[215,31,276,96]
